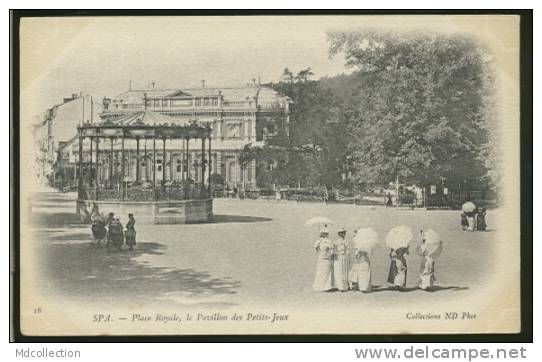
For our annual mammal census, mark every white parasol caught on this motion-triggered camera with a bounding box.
[385,225,414,250]
[305,216,334,227]
[462,201,477,213]
[421,229,443,258]
[352,228,380,253]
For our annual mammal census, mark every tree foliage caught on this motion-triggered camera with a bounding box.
[328,30,496,189]
[245,30,498,193]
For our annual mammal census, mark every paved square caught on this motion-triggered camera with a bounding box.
[30,191,496,310]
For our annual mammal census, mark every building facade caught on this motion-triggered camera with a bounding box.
[31,94,102,188]
[98,85,290,188]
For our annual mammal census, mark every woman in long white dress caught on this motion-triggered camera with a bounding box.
[419,256,436,290]
[312,228,334,291]
[349,250,372,292]
[417,230,442,290]
[333,228,350,291]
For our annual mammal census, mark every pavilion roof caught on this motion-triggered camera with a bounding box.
[104,109,192,127]
[80,109,209,139]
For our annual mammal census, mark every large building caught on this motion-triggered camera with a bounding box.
[33,84,291,189]
[98,84,290,187]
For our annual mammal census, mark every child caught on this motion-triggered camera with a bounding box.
[349,249,372,292]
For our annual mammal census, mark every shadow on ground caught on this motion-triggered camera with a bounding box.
[41,240,241,306]
[370,285,469,293]
[211,214,272,223]
[31,212,84,229]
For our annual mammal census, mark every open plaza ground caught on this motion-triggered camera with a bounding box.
[28,190,496,311]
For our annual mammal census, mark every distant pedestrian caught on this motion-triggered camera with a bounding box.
[476,207,487,231]
[125,213,136,251]
[460,212,468,231]
[386,193,393,207]
[465,211,477,231]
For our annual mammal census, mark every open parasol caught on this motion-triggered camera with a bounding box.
[421,229,443,258]
[352,227,380,253]
[385,225,414,250]
[305,216,334,227]
[462,201,477,213]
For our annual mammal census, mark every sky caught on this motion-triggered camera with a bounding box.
[19,15,519,122]
[20,16,363,119]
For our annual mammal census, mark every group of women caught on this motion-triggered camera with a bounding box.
[90,204,137,251]
[312,226,441,293]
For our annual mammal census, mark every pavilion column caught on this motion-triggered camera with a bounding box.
[169,151,174,181]
[186,138,190,181]
[78,129,83,189]
[201,138,206,195]
[162,137,167,188]
[135,137,140,184]
[120,135,125,200]
[181,138,185,182]
[89,136,93,187]
[208,136,212,194]
[144,138,148,182]
[153,137,156,188]
[95,137,100,198]
[109,137,114,189]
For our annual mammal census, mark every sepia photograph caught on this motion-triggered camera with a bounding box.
[12,11,529,338]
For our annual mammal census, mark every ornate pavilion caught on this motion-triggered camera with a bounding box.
[75,109,214,224]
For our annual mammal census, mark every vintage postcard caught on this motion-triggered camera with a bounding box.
[15,13,524,336]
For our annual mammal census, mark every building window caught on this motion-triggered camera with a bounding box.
[145,100,151,108]
[203,98,211,106]
[195,98,201,107]
[162,100,169,107]
[171,99,192,107]
[212,98,218,106]
[154,100,160,107]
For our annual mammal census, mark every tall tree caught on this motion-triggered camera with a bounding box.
[328,30,496,190]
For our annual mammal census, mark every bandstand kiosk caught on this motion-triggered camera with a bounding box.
[75,110,213,224]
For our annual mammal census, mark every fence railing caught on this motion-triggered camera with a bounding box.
[78,186,209,201]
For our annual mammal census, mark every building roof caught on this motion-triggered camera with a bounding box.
[112,86,289,106]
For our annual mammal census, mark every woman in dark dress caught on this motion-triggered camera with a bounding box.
[107,218,124,251]
[460,212,468,231]
[125,213,136,251]
[476,207,487,231]
[387,247,408,289]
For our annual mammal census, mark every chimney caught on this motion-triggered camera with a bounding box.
[201,80,205,88]
[102,97,111,110]
[151,80,155,89]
